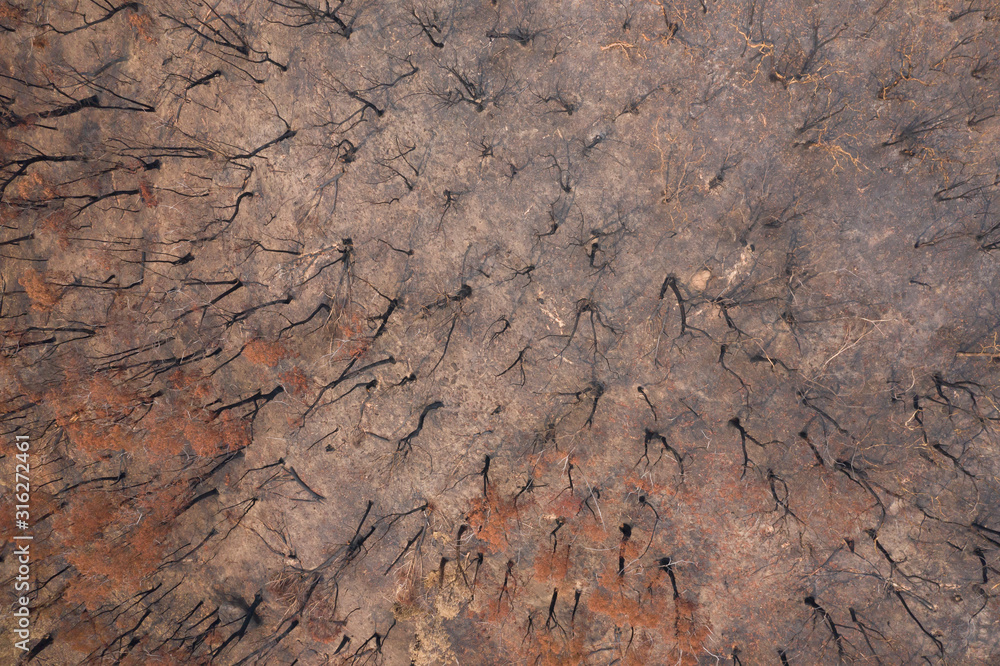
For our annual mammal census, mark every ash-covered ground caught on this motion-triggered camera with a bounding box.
[2,0,1000,663]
